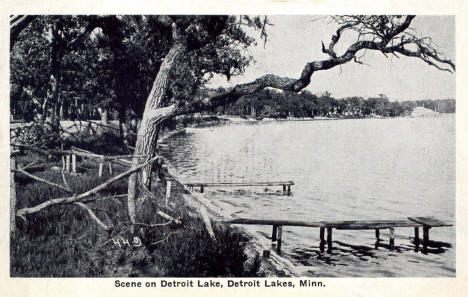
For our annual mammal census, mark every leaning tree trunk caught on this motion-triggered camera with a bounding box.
[127,41,186,225]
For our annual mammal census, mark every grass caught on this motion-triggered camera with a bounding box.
[11,137,260,277]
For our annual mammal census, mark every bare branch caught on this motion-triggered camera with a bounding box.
[150,232,175,246]
[134,221,172,228]
[74,202,112,232]
[164,15,454,117]
[16,156,159,218]
[156,210,182,226]
[16,165,73,193]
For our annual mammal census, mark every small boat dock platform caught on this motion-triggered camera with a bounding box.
[185,181,294,195]
[226,216,452,254]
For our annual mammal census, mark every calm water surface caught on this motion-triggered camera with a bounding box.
[159,115,455,277]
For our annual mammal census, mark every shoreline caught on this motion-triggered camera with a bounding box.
[158,123,299,277]
[161,161,299,277]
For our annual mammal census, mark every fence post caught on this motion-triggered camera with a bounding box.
[72,153,76,173]
[165,180,172,207]
[10,157,17,235]
[65,154,71,172]
[98,157,104,177]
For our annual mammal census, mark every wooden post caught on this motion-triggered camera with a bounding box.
[375,229,380,241]
[165,180,172,207]
[272,225,278,243]
[71,153,76,173]
[319,227,325,252]
[98,162,103,177]
[287,185,291,195]
[10,157,17,235]
[108,162,113,175]
[326,227,333,253]
[65,155,71,172]
[282,185,286,194]
[389,227,395,251]
[423,226,430,254]
[200,185,204,193]
[277,225,283,252]
[414,227,420,252]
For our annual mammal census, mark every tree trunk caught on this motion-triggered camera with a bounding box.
[127,41,186,225]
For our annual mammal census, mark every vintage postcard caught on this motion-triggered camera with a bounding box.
[1,1,467,297]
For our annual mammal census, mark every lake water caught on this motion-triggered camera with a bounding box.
[159,115,455,277]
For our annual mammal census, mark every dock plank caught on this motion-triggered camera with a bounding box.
[185,181,294,187]
[227,218,324,227]
[408,217,453,227]
[322,219,421,230]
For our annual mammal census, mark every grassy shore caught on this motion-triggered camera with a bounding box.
[10,135,261,277]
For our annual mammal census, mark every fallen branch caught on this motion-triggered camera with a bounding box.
[74,202,112,232]
[22,161,37,170]
[150,232,175,246]
[16,156,159,218]
[15,165,73,193]
[12,143,71,156]
[156,210,182,226]
[134,221,172,228]
[200,205,216,241]
[82,193,127,203]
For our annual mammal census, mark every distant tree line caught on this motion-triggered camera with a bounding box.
[206,88,455,119]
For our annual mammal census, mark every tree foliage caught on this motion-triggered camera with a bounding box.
[10,15,263,122]
[212,88,455,119]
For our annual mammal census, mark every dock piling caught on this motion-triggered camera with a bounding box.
[414,227,420,251]
[327,227,333,253]
[375,229,380,241]
[277,226,283,252]
[319,227,325,252]
[389,228,395,250]
[423,226,430,254]
[272,225,278,244]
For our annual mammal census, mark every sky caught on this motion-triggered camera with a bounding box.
[207,15,455,101]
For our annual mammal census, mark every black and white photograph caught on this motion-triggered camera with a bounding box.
[8,13,457,281]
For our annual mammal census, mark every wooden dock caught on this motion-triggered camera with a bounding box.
[184,181,294,194]
[226,217,452,254]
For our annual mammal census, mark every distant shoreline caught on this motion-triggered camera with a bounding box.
[183,112,455,128]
